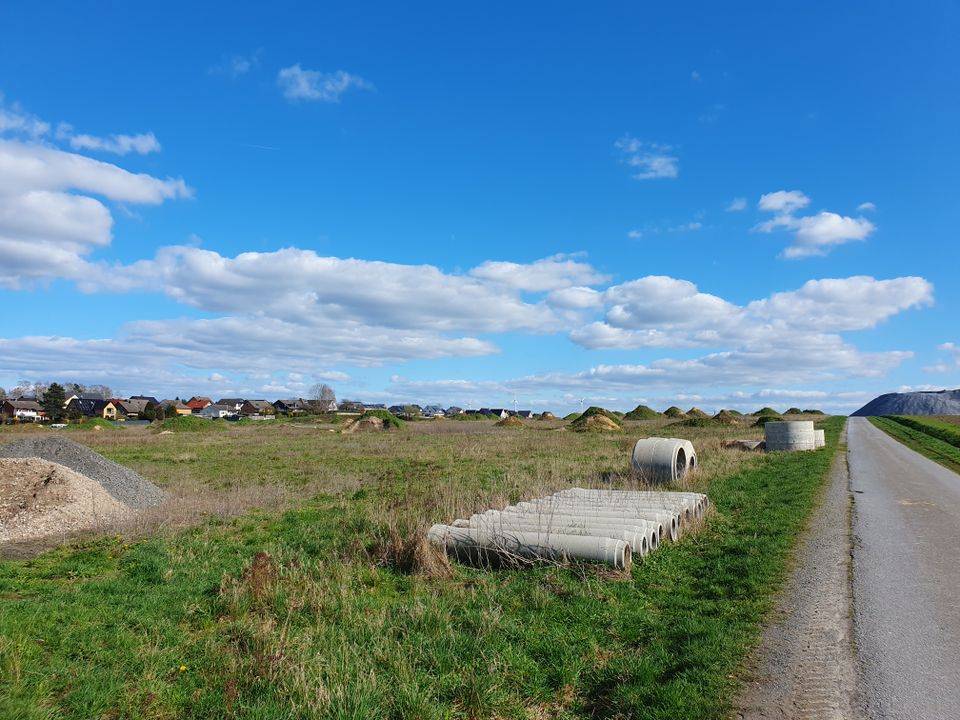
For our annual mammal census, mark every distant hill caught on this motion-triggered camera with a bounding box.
[852,389,960,417]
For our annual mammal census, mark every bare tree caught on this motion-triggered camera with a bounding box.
[0,386,6,401]
[86,384,113,400]
[310,383,337,412]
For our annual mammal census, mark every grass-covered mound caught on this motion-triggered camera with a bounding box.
[752,407,781,417]
[663,406,687,418]
[785,407,803,415]
[539,412,557,420]
[495,415,525,428]
[156,415,229,433]
[686,407,709,419]
[674,417,719,428]
[803,409,826,415]
[569,406,623,432]
[562,412,580,421]
[752,415,783,428]
[624,404,660,420]
[357,409,405,430]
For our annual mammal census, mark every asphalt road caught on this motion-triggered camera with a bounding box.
[848,417,960,719]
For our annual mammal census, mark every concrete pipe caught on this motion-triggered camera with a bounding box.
[427,524,631,570]
[631,438,697,483]
[764,421,816,452]
[461,515,650,556]
[550,495,698,525]
[514,500,680,542]
[478,509,659,552]
[814,429,826,448]
[556,488,707,518]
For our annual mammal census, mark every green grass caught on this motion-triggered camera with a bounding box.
[357,409,405,430]
[64,418,120,431]
[157,415,230,432]
[0,418,843,719]
[882,415,960,450]
[869,416,960,473]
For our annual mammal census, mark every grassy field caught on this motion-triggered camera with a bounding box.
[0,414,842,719]
[869,416,960,473]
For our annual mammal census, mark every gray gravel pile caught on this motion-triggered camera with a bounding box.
[851,388,960,417]
[0,436,167,509]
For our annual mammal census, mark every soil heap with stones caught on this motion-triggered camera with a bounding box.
[0,436,167,545]
[851,389,960,416]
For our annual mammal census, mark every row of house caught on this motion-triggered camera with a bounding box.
[1,393,534,424]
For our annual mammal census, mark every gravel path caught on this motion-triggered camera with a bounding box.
[735,424,864,719]
[0,435,166,509]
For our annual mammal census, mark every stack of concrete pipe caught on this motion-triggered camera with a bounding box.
[764,421,819,452]
[631,438,697,483]
[429,488,709,571]
[814,429,826,448]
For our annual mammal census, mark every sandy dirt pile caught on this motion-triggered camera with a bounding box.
[0,458,132,543]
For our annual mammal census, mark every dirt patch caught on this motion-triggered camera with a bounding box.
[343,416,385,433]
[0,458,132,544]
[495,416,525,428]
[570,414,621,432]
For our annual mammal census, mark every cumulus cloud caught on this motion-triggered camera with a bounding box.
[615,136,678,180]
[277,65,373,102]
[924,342,960,373]
[756,190,875,259]
[0,137,191,289]
[0,98,49,137]
[726,197,747,212]
[857,201,876,212]
[469,254,608,292]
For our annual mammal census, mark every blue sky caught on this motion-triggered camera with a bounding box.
[1,2,958,413]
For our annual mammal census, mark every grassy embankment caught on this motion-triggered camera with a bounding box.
[868,415,960,473]
[1,416,842,719]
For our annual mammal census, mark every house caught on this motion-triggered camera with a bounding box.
[159,400,192,416]
[241,400,274,416]
[446,406,464,416]
[478,408,509,419]
[422,405,446,417]
[513,410,534,419]
[114,398,151,418]
[199,404,236,419]
[131,395,160,405]
[67,398,118,420]
[217,398,245,412]
[186,396,212,413]
[336,400,365,414]
[1,400,45,423]
[388,405,406,416]
[273,398,313,415]
[364,403,387,410]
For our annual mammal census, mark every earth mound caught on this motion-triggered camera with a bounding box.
[624,404,660,420]
[851,389,960,417]
[0,458,131,543]
[345,410,404,432]
[0,436,167,508]
[686,407,709,419]
[569,407,622,432]
[712,410,740,425]
[495,415,524,428]
[539,412,557,420]
[663,406,687,418]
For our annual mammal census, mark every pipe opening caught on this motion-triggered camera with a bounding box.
[675,447,687,479]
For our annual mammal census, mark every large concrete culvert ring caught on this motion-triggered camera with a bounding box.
[631,438,698,484]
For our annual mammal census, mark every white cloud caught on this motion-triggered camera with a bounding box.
[209,50,261,78]
[756,190,875,259]
[726,197,747,212]
[546,286,604,310]
[0,138,191,289]
[758,190,810,213]
[924,342,960,373]
[857,201,876,212]
[670,221,702,232]
[626,229,643,240]
[277,65,373,102]
[66,131,161,156]
[469,254,608,292]
[615,136,678,180]
[0,98,49,137]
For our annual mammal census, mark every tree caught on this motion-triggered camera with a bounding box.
[154,404,166,422]
[140,403,157,421]
[41,383,67,423]
[165,403,179,418]
[87,384,113,400]
[67,402,83,423]
[310,383,337,412]
[0,386,6,400]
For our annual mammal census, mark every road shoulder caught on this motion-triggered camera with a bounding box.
[734,428,864,720]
